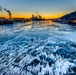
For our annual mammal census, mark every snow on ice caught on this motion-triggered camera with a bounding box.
[0,21,76,75]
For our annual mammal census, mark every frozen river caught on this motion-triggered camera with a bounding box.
[0,21,76,75]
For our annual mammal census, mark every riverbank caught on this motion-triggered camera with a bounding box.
[0,18,31,25]
[52,19,76,26]
[52,11,76,26]
[0,19,13,25]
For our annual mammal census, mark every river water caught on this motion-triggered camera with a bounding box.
[0,21,76,75]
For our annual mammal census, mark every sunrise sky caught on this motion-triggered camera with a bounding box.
[0,0,76,19]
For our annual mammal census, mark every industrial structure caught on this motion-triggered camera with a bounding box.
[31,12,44,21]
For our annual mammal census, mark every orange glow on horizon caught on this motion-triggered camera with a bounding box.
[0,12,66,19]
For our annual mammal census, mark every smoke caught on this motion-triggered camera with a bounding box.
[4,8,11,19]
[0,6,12,19]
[0,6,2,11]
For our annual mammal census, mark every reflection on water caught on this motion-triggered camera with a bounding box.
[0,20,76,43]
[0,20,76,32]
[0,21,49,32]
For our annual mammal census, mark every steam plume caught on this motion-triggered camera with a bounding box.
[0,6,2,11]
[4,8,11,19]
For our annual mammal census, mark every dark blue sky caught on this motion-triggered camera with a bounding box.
[0,0,76,18]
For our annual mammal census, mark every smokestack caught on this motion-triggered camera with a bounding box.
[4,8,11,19]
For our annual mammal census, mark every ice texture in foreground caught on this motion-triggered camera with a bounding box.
[0,21,76,75]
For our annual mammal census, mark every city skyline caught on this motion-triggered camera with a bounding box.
[0,0,76,19]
